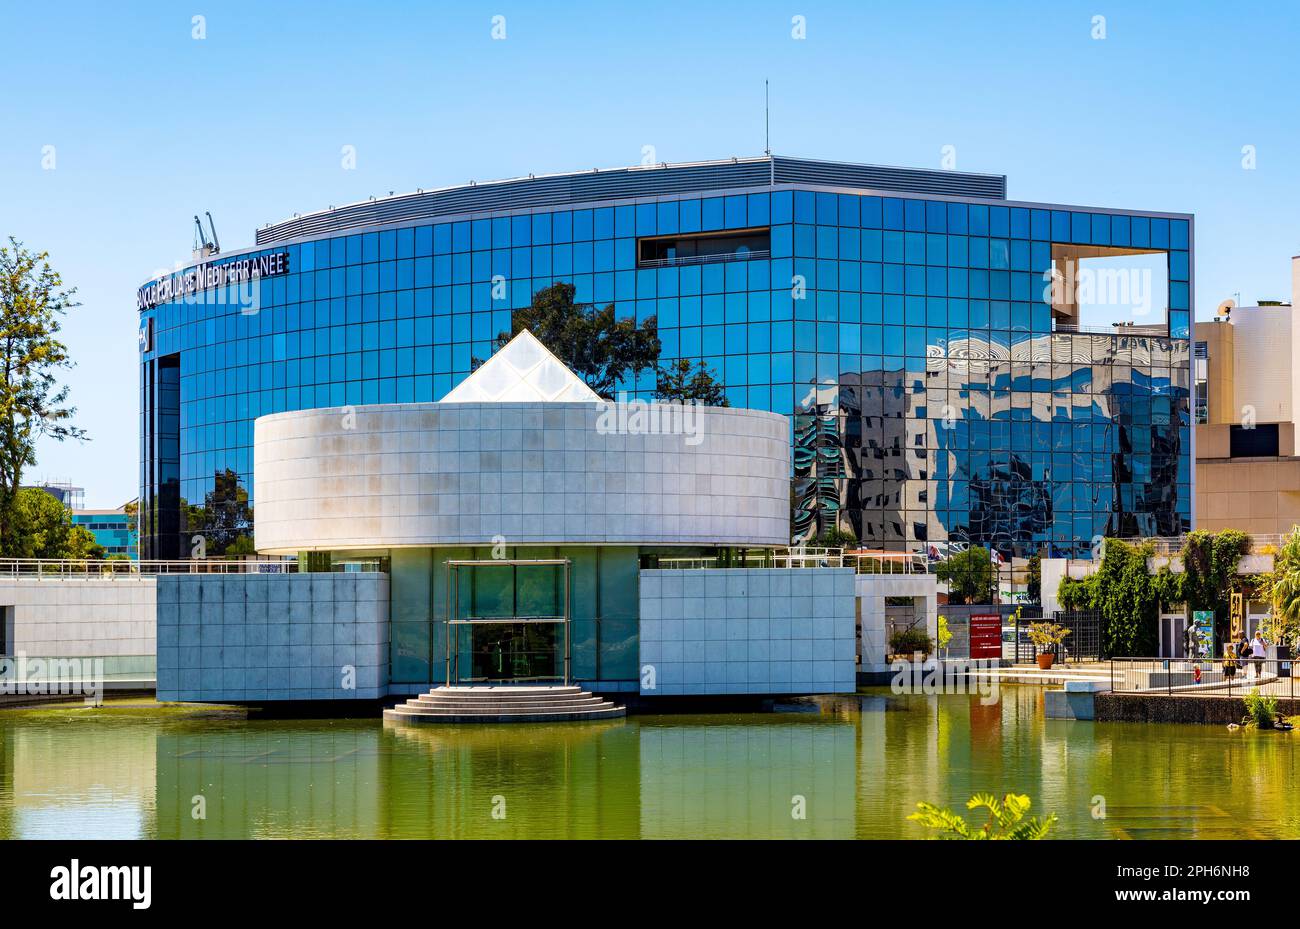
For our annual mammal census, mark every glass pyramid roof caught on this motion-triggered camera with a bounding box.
[438,329,602,403]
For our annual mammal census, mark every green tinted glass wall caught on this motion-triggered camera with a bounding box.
[390,548,433,683]
[387,546,640,685]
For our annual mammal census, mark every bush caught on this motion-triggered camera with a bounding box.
[1244,688,1279,729]
[890,628,934,658]
[1026,622,1071,652]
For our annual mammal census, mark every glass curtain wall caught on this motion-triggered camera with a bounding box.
[140,189,1192,561]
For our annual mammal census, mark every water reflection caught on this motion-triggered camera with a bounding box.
[0,720,156,839]
[1,689,1297,839]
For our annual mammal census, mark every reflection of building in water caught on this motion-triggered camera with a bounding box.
[639,718,856,839]
[156,717,853,838]
[155,725,384,839]
[155,721,642,839]
[795,331,1189,559]
[6,724,155,839]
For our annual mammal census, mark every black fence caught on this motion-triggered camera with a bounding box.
[1009,609,1104,663]
[1110,657,1299,713]
[1056,610,1104,662]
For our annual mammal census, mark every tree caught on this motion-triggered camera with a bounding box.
[185,469,253,556]
[66,523,105,559]
[935,546,993,605]
[225,535,257,556]
[1180,529,1250,642]
[936,615,953,657]
[655,358,728,406]
[0,239,84,553]
[488,283,660,399]
[1261,528,1300,648]
[1095,538,1162,657]
[6,487,104,559]
[813,526,857,549]
[1025,554,1042,603]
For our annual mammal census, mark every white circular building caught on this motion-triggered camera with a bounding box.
[249,331,810,693]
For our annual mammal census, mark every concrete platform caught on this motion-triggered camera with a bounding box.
[1044,680,1112,720]
[382,684,626,724]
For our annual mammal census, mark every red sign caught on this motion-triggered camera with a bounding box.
[969,614,1003,660]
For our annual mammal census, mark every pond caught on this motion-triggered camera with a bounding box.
[1,687,1295,839]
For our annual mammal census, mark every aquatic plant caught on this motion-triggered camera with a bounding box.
[909,792,1056,840]
[1243,688,1279,730]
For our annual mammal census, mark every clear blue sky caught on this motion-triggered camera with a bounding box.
[2,0,1297,506]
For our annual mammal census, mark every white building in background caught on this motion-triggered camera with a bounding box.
[157,331,868,704]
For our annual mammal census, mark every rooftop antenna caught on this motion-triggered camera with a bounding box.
[764,79,771,156]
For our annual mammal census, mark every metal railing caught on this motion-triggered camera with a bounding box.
[1109,656,1297,707]
[1052,322,1170,337]
[773,548,930,574]
[1144,534,1286,556]
[637,249,770,269]
[648,548,930,574]
[0,558,298,578]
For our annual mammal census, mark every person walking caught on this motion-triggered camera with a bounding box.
[1223,644,1239,683]
[1251,629,1269,679]
[1236,630,1252,680]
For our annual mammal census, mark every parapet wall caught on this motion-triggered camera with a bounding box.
[0,576,156,658]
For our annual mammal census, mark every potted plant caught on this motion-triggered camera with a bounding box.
[889,627,935,662]
[1026,622,1071,670]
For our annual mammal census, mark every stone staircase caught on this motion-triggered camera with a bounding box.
[382,684,626,724]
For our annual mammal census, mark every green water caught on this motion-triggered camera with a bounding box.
[1,687,1296,839]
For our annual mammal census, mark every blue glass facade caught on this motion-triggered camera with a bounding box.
[71,511,138,559]
[139,158,1192,560]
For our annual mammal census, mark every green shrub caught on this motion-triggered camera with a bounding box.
[1244,688,1279,729]
[890,628,934,658]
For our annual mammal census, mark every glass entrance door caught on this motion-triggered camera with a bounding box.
[466,623,561,682]
[445,559,571,685]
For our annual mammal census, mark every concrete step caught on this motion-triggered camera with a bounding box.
[390,696,618,712]
[383,705,626,724]
[408,694,606,707]
[408,699,610,710]
[429,685,585,695]
[390,701,618,717]
[383,684,626,725]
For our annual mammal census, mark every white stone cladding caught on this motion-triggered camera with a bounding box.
[638,568,857,695]
[155,573,389,702]
[254,402,791,551]
[0,576,155,658]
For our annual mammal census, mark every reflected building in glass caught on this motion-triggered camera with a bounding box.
[138,156,1192,562]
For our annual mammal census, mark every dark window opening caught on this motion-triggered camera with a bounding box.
[1230,423,1279,458]
[637,227,770,267]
